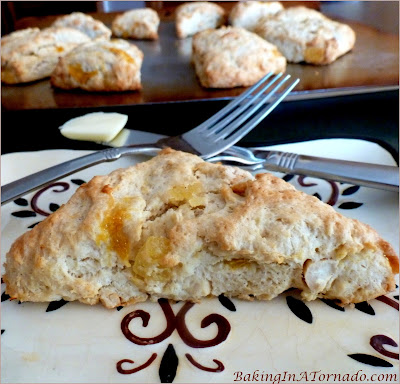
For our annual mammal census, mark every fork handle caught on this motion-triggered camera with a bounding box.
[254,150,399,192]
[1,145,159,205]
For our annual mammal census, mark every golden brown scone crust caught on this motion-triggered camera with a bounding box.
[1,27,90,84]
[4,150,398,308]
[51,12,112,40]
[50,39,143,92]
[192,26,286,88]
[175,1,226,39]
[112,8,160,40]
[254,6,356,65]
[229,1,283,31]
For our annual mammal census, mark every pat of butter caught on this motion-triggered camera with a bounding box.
[59,112,128,142]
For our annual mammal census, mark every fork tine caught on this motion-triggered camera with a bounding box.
[189,72,277,133]
[213,74,294,141]
[203,73,285,137]
[219,78,300,146]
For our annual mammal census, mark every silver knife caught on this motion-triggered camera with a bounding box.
[94,129,400,192]
[1,130,398,205]
[223,145,399,192]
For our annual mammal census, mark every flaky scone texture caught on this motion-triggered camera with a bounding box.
[4,150,398,309]
[192,26,286,88]
[175,1,226,39]
[254,6,356,65]
[50,39,143,92]
[229,1,283,31]
[112,8,160,40]
[1,27,90,84]
[52,12,112,40]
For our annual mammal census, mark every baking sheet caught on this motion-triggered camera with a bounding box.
[1,3,399,110]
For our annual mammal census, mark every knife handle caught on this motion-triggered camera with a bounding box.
[1,145,159,205]
[255,150,399,192]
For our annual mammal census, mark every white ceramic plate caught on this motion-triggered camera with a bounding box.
[1,139,399,383]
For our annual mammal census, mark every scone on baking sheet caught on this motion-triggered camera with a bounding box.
[254,6,356,65]
[4,149,398,309]
[229,1,283,31]
[175,1,226,39]
[112,8,160,40]
[1,27,90,84]
[51,12,112,40]
[192,26,286,88]
[1,28,40,67]
[51,39,143,92]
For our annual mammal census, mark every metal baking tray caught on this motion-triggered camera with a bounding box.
[1,3,398,111]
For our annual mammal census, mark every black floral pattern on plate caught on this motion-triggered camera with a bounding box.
[348,353,393,367]
[159,344,178,383]
[46,299,69,312]
[286,296,313,324]
[320,298,345,312]
[218,294,236,312]
[13,197,29,206]
[355,301,375,315]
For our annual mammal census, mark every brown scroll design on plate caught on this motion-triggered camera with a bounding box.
[296,175,364,209]
[117,298,231,377]
[11,182,70,227]
[297,176,339,206]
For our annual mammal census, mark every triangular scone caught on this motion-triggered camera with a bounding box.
[4,149,398,308]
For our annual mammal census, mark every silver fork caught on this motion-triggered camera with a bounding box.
[1,72,299,205]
